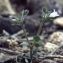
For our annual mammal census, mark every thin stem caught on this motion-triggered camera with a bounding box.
[21,23,29,43]
[21,23,32,61]
[30,45,33,60]
[37,18,44,36]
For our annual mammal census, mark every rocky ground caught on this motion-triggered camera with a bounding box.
[0,0,63,63]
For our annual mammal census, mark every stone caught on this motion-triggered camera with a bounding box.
[21,45,30,52]
[0,53,5,59]
[60,41,63,45]
[0,0,15,14]
[0,16,22,35]
[48,31,63,45]
[0,54,15,63]
[53,17,63,27]
[10,0,60,14]
[7,39,18,48]
[44,42,58,52]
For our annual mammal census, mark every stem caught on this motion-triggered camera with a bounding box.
[37,18,44,36]
[21,23,32,61]
[30,45,33,60]
[22,23,29,43]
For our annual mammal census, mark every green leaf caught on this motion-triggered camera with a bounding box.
[22,10,29,16]
[23,17,27,21]
[43,12,53,20]
[21,42,29,46]
[42,7,47,13]
[45,16,53,20]
[12,18,21,24]
[17,56,22,62]
[33,49,42,56]
[35,52,42,56]
[34,40,42,47]
[33,35,40,42]
[33,35,42,47]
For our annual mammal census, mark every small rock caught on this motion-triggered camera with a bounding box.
[0,36,7,41]
[44,42,58,52]
[7,39,18,48]
[3,30,10,37]
[60,41,63,45]
[0,53,5,59]
[48,31,63,45]
[53,17,63,27]
[11,39,18,45]
[21,46,30,52]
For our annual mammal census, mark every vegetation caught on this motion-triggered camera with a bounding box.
[13,7,52,63]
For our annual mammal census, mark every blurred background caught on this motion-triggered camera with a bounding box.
[0,0,63,36]
[0,0,63,15]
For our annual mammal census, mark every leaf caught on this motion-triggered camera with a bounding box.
[45,16,53,20]
[33,49,42,56]
[13,21,20,24]
[34,40,42,47]
[23,17,27,21]
[42,7,47,13]
[36,52,42,56]
[12,18,21,24]
[22,10,29,16]
[33,35,40,42]
[17,56,22,62]
[43,12,53,20]
[35,52,42,56]
[33,35,42,47]
[21,42,29,46]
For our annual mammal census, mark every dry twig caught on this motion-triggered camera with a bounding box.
[39,55,63,59]
[0,48,22,55]
[50,44,63,55]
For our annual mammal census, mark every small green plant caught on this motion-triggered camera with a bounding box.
[13,7,52,63]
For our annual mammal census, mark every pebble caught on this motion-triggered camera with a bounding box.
[53,17,63,27]
[21,46,30,52]
[7,39,18,48]
[44,42,58,52]
[0,53,5,59]
[48,31,63,45]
